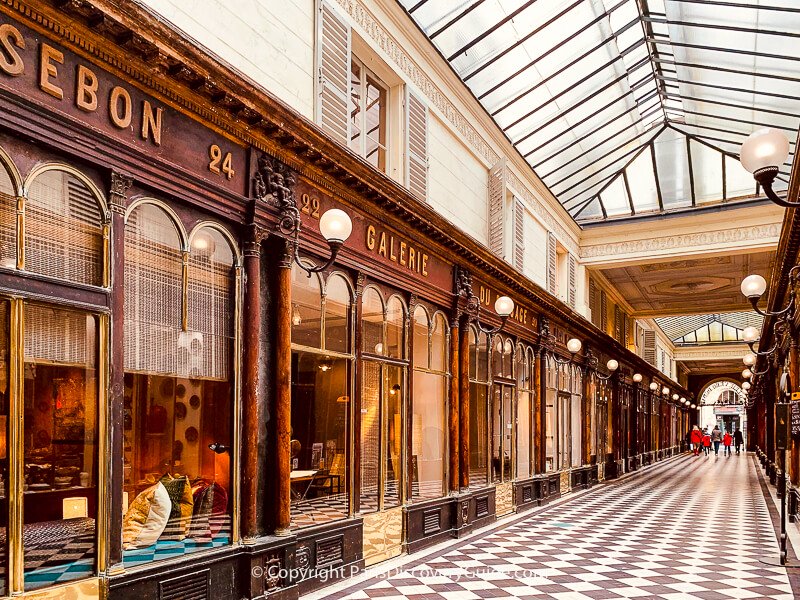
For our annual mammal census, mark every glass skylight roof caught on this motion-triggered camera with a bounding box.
[655,312,763,345]
[399,0,799,223]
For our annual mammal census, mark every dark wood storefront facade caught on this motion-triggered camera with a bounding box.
[0,2,691,598]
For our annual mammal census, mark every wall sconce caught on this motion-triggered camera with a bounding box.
[595,359,618,381]
[632,373,642,383]
[739,128,794,207]
[742,368,752,379]
[742,381,751,391]
[473,295,515,335]
[649,382,658,392]
[741,273,796,319]
[690,403,697,409]
[292,209,353,275]
[553,338,582,365]
[672,393,679,401]
[63,497,88,519]
[680,397,687,404]
[662,386,669,396]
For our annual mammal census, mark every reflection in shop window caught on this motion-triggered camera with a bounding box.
[468,327,489,487]
[545,355,556,472]
[290,266,352,528]
[23,303,98,591]
[411,308,447,501]
[123,205,236,567]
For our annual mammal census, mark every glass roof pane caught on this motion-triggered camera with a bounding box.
[653,129,691,209]
[398,0,800,223]
[600,175,629,217]
[625,147,659,213]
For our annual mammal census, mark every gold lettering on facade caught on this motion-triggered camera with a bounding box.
[109,86,132,129]
[0,24,25,77]
[364,223,430,278]
[39,43,63,100]
[141,100,162,146]
[366,225,376,250]
[75,64,97,112]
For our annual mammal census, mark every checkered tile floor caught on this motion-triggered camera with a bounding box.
[320,454,797,599]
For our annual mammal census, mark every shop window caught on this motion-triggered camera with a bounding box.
[290,266,352,528]
[411,308,447,501]
[468,326,489,487]
[570,365,583,468]
[589,374,597,460]
[516,346,534,479]
[545,355,556,472]
[350,57,387,173]
[557,362,571,471]
[122,204,237,567]
[491,336,514,483]
[359,288,407,512]
[25,168,106,287]
[0,160,16,270]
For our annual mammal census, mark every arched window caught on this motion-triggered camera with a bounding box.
[570,365,583,467]
[122,203,238,566]
[545,354,556,471]
[290,267,353,527]
[359,287,407,513]
[0,158,17,270]
[25,168,107,286]
[411,307,448,500]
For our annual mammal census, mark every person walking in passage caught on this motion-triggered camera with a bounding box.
[702,430,712,456]
[723,429,733,456]
[734,428,744,454]
[690,425,703,456]
[711,425,722,456]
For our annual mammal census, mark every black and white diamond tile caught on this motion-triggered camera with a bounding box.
[321,454,796,599]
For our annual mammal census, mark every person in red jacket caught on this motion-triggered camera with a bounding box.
[690,425,703,456]
[702,431,712,456]
[723,430,733,456]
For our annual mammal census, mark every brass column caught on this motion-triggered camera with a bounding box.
[107,172,131,571]
[241,224,265,539]
[448,315,460,493]
[459,316,470,490]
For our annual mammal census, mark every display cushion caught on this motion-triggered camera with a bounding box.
[122,482,171,549]
[209,482,228,536]
[188,481,213,542]
[160,475,194,540]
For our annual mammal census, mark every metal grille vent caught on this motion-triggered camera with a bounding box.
[522,485,532,503]
[25,170,103,286]
[316,536,344,566]
[422,509,441,535]
[124,203,182,375]
[187,228,235,380]
[25,304,94,366]
[317,0,350,145]
[407,91,428,201]
[475,496,489,518]
[159,570,209,600]
[488,158,506,257]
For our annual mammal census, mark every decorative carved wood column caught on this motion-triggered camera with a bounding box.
[107,171,131,571]
[241,223,265,540]
[608,375,621,477]
[459,315,470,490]
[448,314,460,493]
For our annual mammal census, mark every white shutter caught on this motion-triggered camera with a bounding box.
[599,289,607,332]
[406,90,428,201]
[488,158,506,256]
[568,253,576,308]
[588,277,597,325]
[546,231,556,294]
[513,198,524,270]
[643,330,657,366]
[316,0,350,145]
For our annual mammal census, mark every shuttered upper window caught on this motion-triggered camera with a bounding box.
[25,168,106,287]
[406,91,427,201]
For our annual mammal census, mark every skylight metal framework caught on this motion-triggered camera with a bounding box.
[656,312,764,345]
[398,0,800,223]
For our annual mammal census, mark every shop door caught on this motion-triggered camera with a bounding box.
[558,391,571,471]
[491,383,514,515]
[360,361,405,565]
